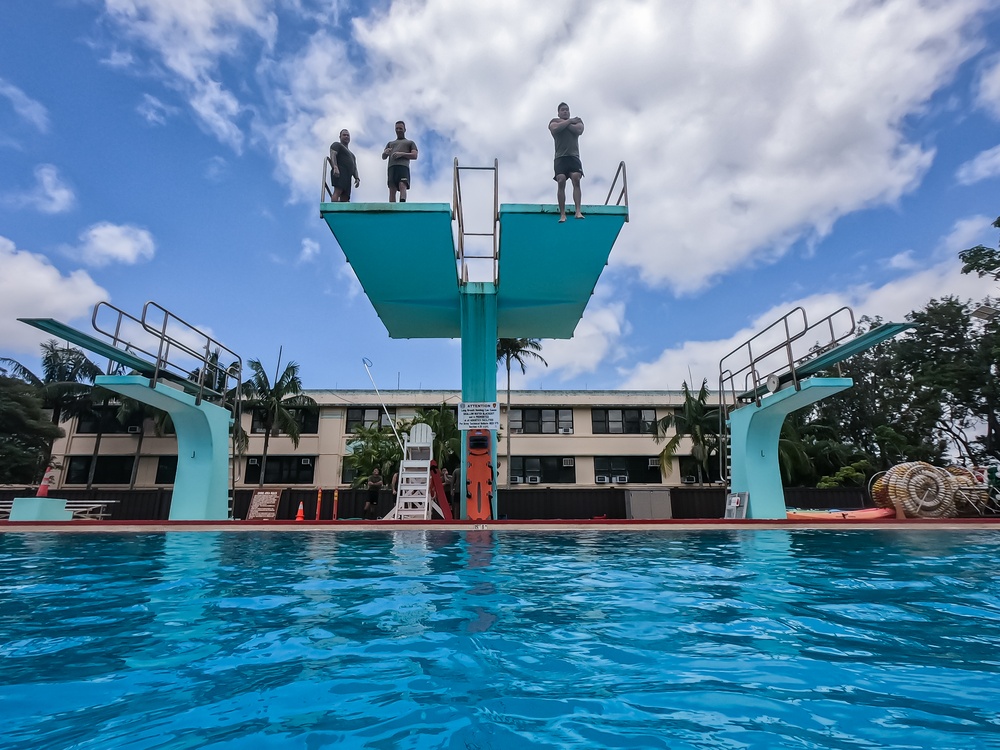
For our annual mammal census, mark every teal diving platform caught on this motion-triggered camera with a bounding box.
[320,159,630,519]
[20,302,240,521]
[320,201,628,340]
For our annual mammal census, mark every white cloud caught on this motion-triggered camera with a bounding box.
[975,54,1000,119]
[0,77,49,132]
[261,0,990,296]
[885,250,918,271]
[137,93,179,125]
[65,222,156,267]
[203,155,228,181]
[0,236,107,352]
[102,0,278,151]
[937,214,995,256]
[3,164,76,214]
[956,144,1000,185]
[619,253,998,392]
[298,237,320,263]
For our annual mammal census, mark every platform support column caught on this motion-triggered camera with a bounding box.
[728,378,853,519]
[459,282,499,520]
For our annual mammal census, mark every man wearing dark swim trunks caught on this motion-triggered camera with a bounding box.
[549,102,585,222]
[329,129,360,202]
[382,120,418,202]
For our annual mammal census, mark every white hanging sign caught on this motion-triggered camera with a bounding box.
[458,402,500,430]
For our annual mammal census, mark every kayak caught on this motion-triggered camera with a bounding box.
[787,507,896,520]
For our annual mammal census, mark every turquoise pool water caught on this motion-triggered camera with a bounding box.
[1,530,999,749]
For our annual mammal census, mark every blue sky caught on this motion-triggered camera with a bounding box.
[2,0,1000,392]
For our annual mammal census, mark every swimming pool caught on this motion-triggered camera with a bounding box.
[1,529,998,749]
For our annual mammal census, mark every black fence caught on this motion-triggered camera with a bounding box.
[0,485,869,522]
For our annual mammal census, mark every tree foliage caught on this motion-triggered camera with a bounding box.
[497,338,547,487]
[654,379,720,485]
[0,376,63,483]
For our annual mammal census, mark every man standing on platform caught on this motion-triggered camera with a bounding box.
[382,120,418,202]
[329,129,360,202]
[549,102,585,222]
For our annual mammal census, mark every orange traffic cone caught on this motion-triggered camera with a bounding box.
[36,467,52,498]
[295,501,305,521]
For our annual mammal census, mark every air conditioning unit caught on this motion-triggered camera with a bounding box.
[613,475,629,484]
[527,476,541,484]
[558,427,573,435]
[510,476,524,484]
[682,475,696,484]
[648,458,660,468]
[301,458,312,465]
[596,475,610,484]
[562,458,575,467]
[127,425,142,434]
[248,458,259,465]
[512,428,524,434]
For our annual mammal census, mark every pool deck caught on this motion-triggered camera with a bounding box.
[3,518,1000,532]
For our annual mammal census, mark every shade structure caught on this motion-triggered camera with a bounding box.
[497,204,627,338]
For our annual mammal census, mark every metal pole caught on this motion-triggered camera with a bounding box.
[362,358,405,451]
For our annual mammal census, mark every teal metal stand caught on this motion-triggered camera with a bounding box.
[728,378,852,518]
[460,283,499,519]
[97,375,233,521]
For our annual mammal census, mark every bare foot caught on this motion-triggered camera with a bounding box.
[575,213,585,219]
[558,216,566,223]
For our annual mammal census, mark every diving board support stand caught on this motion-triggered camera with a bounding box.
[96,375,233,521]
[728,377,853,519]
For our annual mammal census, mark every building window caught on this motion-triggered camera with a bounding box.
[66,456,135,485]
[244,456,316,485]
[594,456,662,484]
[346,407,395,433]
[155,456,177,485]
[591,408,657,435]
[250,407,319,435]
[76,405,139,435]
[509,408,573,434]
[341,462,358,485]
[509,456,575,484]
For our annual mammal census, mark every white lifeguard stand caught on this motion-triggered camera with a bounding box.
[385,423,448,520]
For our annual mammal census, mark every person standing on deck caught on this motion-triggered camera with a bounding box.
[329,129,360,202]
[382,120,418,202]
[364,467,383,519]
[549,102,585,222]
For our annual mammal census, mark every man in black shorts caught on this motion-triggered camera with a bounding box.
[382,120,418,202]
[329,129,360,202]
[549,102,585,222]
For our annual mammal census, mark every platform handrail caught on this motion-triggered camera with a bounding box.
[139,301,242,407]
[320,155,335,206]
[452,158,499,284]
[604,161,629,222]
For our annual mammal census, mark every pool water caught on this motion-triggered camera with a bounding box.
[1,530,999,749]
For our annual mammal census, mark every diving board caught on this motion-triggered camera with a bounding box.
[497,205,627,338]
[738,322,913,401]
[320,202,461,338]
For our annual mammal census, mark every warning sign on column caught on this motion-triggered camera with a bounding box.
[458,402,500,430]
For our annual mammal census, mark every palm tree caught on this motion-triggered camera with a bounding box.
[240,356,316,486]
[496,338,547,488]
[1,340,101,477]
[343,422,404,487]
[654,379,720,486]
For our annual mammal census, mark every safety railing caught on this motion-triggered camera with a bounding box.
[604,161,629,221]
[320,155,335,206]
[92,300,242,410]
[452,158,499,284]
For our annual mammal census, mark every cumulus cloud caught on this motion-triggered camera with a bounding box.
[956,144,1000,185]
[0,77,49,132]
[298,237,320,263]
[975,54,1000,119]
[65,222,156,267]
[0,236,107,352]
[3,164,76,213]
[259,0,989,297]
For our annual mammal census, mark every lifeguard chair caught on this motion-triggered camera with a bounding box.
[386,423,450,520]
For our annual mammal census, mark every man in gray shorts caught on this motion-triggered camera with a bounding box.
[382,120,418,202]
[329,129,360,202]
[549,102,585,222]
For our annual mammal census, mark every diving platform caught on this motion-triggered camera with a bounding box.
[20,302,241,521]
[319,202,627,339]
[320,158,629,519]
[720,306,914,519]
